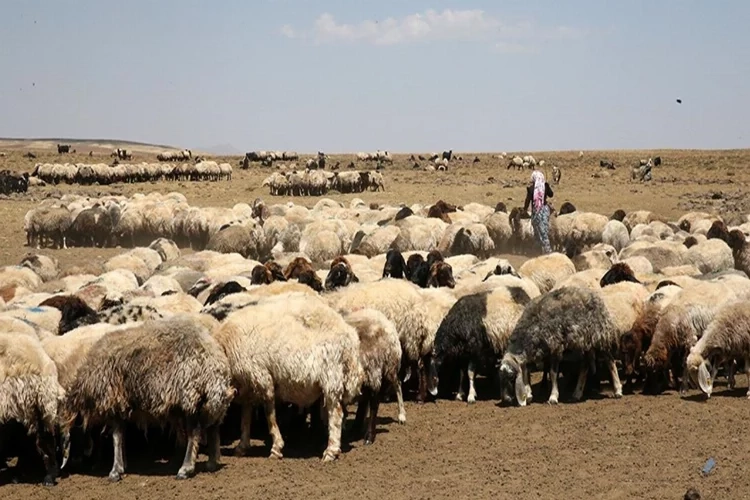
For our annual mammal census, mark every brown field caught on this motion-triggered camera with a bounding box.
[1,141,750,499]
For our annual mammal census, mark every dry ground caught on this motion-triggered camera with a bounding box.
[1,143,750,499]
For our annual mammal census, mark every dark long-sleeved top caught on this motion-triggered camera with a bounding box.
[523,182,554,212]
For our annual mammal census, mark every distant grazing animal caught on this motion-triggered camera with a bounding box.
[57,144,71,154]
[552,166,561,184]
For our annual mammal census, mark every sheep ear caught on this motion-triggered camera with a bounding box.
[698,362,713,395]
[515,372,527,407]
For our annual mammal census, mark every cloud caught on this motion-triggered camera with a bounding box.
[280,24,296,39]
[281,9,582,50]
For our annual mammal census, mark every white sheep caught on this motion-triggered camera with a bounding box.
[0,333,64,485]
[214,293,362,461]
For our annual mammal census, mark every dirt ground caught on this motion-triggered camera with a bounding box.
[1,144,750,499]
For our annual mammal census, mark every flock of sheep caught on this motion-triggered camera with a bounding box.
[262,170,385,196]
[29,161,233,186]
[5,189,750,486]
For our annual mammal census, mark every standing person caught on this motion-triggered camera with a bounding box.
[523,169,554,254]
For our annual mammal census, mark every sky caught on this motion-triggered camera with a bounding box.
[1,1,748,153]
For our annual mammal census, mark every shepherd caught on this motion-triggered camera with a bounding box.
[523,168,554,254]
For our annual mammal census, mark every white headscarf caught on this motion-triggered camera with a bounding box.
[531,170,545,212]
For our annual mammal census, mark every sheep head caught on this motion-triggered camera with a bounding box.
[383,249,406,279]
[405,254,424,281]
[686,351,713,398]
[498,354,528,407]
[428,262,455,289]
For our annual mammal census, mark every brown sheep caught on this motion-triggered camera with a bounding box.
[62,317,234,481]
[263,261,286,282]
[433,200,457,213]
[706,220,730,243]
[297,269,323,292]
[250,264,272,285]
[283,256,314,280]
[494,202,507,213]
[427,205,451,224]
[428,261,455,289]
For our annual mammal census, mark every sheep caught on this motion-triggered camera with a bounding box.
[508,207,535,254]
[325,256,359,291]
[0,265,44,291]
[429,285,531,404]
[727,229,750,277]
[149,238,180,262]
[344,309,406,443]
[685,238,734,274]
[572,245,618,272]
[19,254,59,282]
[602,220,630,253]
[619,240,687,273]
[38,295,99,334]
[619,285,683,390]
[518,253,576,294]
[382,249,407,279]
[483,211,512,253]
[63,317,234,481]
[0,333,64,485]
[643,278,750,395]
[409,250,446,288]
[499,286,622,406]
[326,279,436,401]
[214,294,362,461]
[206,223,266,260]
[0,306,62,336]
[686,300,750,398]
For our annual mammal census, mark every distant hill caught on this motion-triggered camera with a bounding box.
[0,138,188,154]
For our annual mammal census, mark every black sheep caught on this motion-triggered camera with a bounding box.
[600,263,641,287]
[204,281,247,306]
[429,286,531,403]
[382,249,407,279]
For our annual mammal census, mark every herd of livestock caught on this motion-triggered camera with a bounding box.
[29,161,233,185]
[4,189,750,486]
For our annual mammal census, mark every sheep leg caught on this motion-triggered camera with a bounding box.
[572,360,590,401]
[108,422,125,482]
[728,360,737,390]
[548,357,560,404]
[467,361,477,404]
[36,424,58,486]
[523,365,533,402]
[322,399,343,462]
[206,425,221,473]
[364,389,381,445]
[393,377,406,424]
[455,369,466,401]
[417,361,428,403]
[353,388,371,435]
[679,358,691,397]
[235,402,253,456]
[745,356,750,398]
[265,400,284,459]
[607,357,623,398]
[176,423,200,480]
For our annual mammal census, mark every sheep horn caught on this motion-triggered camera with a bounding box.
[60,430,71,469]
[698,362,713,397]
